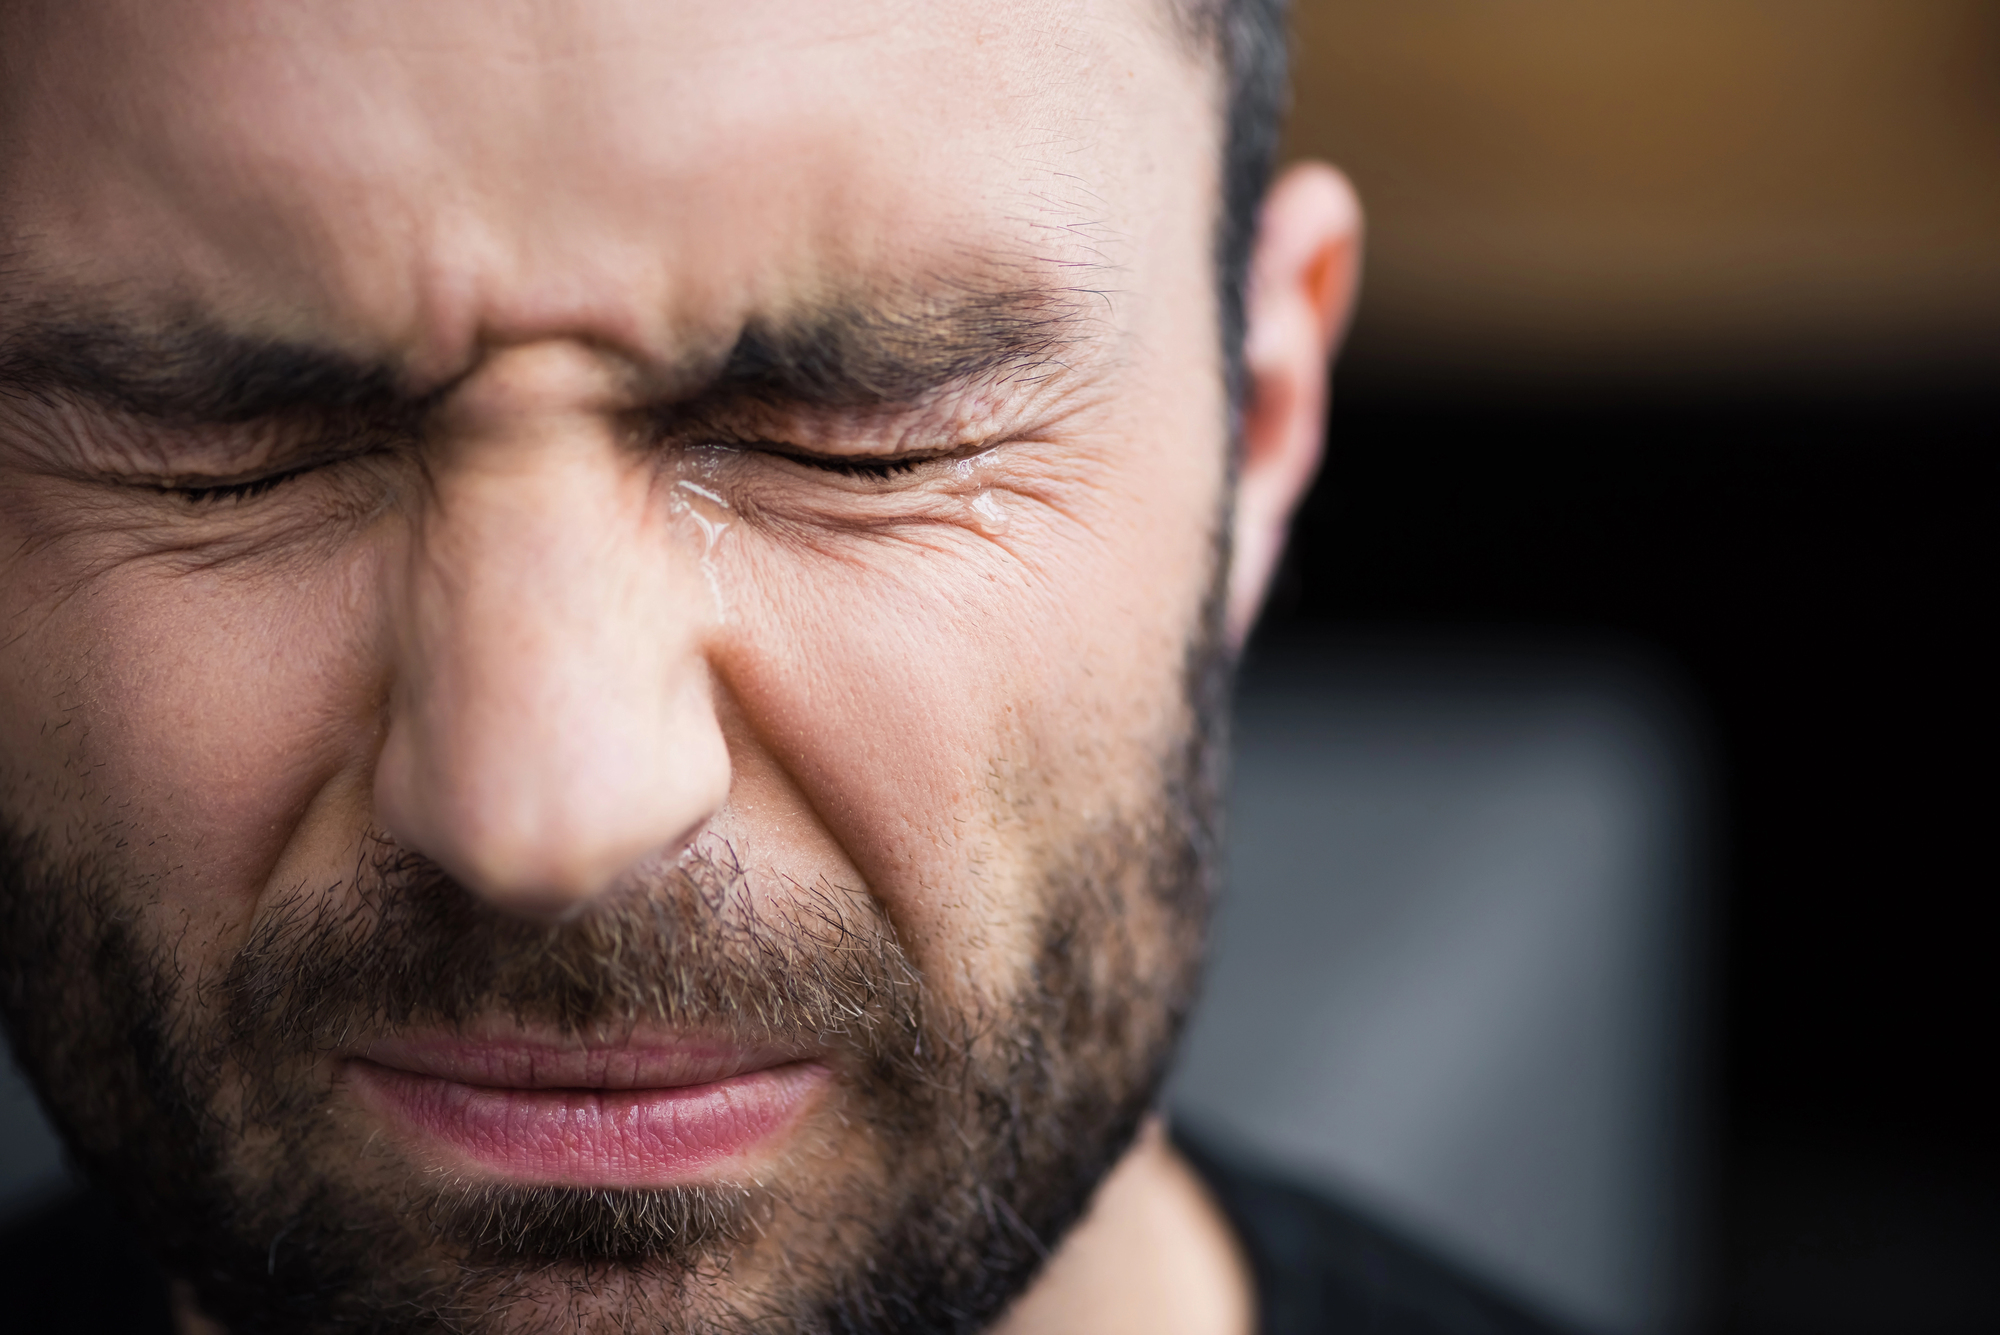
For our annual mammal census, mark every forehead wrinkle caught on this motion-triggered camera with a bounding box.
[0,0,1196,419]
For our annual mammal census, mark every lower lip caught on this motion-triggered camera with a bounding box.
[349,1060,828,1186]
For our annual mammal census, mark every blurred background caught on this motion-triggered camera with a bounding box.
[1177,3,1993,1334]
[3,3,1992,1332]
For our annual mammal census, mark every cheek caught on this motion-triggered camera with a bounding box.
[0,539,390,938]
[712,430,1224,972]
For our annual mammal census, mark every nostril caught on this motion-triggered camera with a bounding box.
[375,737,723,922]
[372,661,735,924]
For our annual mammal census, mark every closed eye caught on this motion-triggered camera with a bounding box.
[160,465,321,505]
[782,452,928,478]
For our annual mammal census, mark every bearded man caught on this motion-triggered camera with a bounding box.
[0,1,1557,1332]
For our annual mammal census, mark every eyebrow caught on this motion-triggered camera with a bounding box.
[710,282,1094,410]
[0,279,1102,430]
[0,314,415,425]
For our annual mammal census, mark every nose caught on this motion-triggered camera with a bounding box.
[373,344,731,921]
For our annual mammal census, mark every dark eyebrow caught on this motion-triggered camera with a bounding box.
[0,313,421,425]
[0,274,1105,428]
[700,281,1100,411]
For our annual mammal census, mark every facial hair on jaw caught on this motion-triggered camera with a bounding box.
[0,767,1216,1334]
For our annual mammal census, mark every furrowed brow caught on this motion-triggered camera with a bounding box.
[697,281,1102,412]
[0,277,1106,429]
[0,314,418,425]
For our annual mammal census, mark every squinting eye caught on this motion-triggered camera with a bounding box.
[788,454,926,478]
[161,465,318,505]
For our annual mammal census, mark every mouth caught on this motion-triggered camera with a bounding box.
[345,1032,830,1187]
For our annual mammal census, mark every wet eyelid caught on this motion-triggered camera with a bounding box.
[733,433,1003,468]
[659,411,1000,468]
[764,446,949,476]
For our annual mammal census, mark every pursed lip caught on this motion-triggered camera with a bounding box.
[354,1031,801,1091]
[342,1027,829,1186]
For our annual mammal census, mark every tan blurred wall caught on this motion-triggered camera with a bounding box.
[1288,1,2000,388]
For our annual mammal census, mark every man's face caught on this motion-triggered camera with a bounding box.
[0,1,1240,1330]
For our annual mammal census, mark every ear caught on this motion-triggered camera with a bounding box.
[1224,162,1362,649]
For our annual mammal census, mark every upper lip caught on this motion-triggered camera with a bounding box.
[353,1029,803,1091]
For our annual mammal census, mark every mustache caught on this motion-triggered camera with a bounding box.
[219,833,925,1065]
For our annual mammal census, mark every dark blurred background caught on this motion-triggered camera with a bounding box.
[1263,2,1993,1331]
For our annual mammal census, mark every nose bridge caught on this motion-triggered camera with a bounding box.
[373,346,731,920]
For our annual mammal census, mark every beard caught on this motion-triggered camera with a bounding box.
[0,617,1230,1334]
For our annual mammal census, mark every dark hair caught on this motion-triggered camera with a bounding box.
[1199,0,1291,418]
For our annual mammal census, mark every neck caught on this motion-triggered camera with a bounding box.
[990,1116,1255,1335]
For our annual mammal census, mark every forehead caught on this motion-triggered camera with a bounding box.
[0,0,1213,380]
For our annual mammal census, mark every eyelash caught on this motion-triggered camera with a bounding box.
[163,469,314,505]
[785,453,926,478]
[153,442,933,504]
[671,421,947,479]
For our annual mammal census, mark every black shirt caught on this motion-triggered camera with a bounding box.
[1174,1131,1569,1335]
[1,1137,1569,1333]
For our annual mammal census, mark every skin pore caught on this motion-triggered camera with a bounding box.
[0,1,1358,1331]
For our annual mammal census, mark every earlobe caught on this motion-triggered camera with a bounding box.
[1224,162,1362,649]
